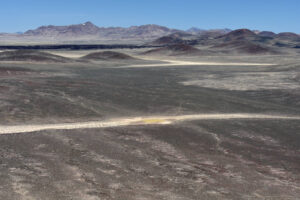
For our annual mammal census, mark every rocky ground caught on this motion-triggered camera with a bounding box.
[0,54,300,199]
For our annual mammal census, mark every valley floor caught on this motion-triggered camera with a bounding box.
[0,54,300,199]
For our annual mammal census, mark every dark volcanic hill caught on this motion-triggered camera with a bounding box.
[212,40,277,54]
[276,32,300,41]
[81,51,136,60]
[208,29,280,54]
[218,29,259,41]
[0,50,71,63]
[151,35,185,45]
[143,44,203,56]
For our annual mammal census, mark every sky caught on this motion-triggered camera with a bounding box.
[0,0,299,33]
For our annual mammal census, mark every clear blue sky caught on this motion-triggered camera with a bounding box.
[1,0,299,33]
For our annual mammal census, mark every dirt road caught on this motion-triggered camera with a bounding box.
[122,59,274,68]
[1,113,299,135]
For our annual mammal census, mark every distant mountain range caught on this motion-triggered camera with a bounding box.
[23,22,181,40]
[0,22,299,47]
[148,28,300,55]
[21,22,234,40]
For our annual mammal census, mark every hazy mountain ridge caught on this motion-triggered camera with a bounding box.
[23,22,180,40]
[2,22,300,38]
[0,22,299,51]
[25,22,100,37]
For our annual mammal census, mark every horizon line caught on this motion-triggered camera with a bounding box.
[1,22,299,35]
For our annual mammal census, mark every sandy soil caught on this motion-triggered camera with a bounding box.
[1,113,299,135]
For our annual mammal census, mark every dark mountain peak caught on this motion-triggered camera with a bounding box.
[278,32,299,37]
[258,31,277,37]
[212,40,276,54]
[151,35,184,45]
[228,29,256,37]
[277,32,300,40]
[219,29,257,41]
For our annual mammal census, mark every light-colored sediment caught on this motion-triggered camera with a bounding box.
[0,113,299,135]
[122,60,274,68]
[181,71,300,91]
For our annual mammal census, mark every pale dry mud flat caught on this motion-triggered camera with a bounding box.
[0,54,300,199]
